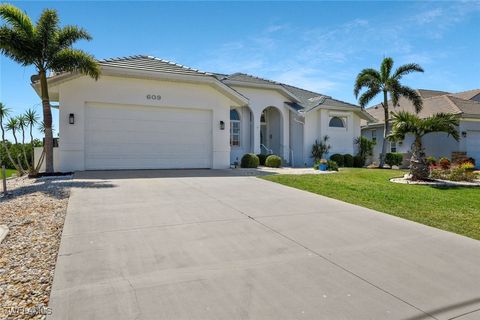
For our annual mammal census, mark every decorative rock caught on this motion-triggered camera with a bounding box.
[0,175,72,319]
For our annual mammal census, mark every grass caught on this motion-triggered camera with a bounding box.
[262,168,480,240]
[0,169,17,179]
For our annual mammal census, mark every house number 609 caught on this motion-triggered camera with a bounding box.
[146,94,161,100]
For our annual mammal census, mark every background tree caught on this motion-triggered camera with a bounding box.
[17,114,30,169]
[388,111,459,180]
[354,57,424,167]
[25,108,39,169]
[0,4,100,173]
[0,103,22,173]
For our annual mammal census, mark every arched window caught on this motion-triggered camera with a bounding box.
[230,109,240,146]
[329,116,345,128]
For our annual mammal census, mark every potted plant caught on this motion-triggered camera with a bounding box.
[319,159,328,171]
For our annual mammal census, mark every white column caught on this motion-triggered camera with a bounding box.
[253,111,261,154]
[282,108,290,161]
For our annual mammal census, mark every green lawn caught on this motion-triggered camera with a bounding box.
[262,168,480,240]
[0,169,17,179]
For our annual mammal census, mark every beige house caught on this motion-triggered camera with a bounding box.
[361,89,480,167]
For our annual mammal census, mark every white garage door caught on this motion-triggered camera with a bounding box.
[85,103,212,170]
[467,131,480,168]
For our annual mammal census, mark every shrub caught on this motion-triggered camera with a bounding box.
[431,166,476,182]
[385,152,403,167]
[240,153,259,168]
[354,136,375,161]
[327,160,339,171]
[353,155,365,168]
[426,156,437,166]
[343,154,354,167]
[257,154,267,166]
[439,157,451,170]
[265,155,282,168]
[330,154,344,167]
[311,136,331,162]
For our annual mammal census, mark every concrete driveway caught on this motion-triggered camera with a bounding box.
[49,170,480,320]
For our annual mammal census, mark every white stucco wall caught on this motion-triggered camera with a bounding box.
[56,75,238,171]
[34,147,60,172]
[228,86,290,160]
[303,108,360,166]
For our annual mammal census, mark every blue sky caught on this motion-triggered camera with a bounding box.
[1,1,479,139]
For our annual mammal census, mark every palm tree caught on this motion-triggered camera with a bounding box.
[354,57,424,167]
[0,102,21,173]
[17,114,30,170]
[0,4,100,173]
[388,111,459,180]
[5,116,25,173]
[25,108,39,169]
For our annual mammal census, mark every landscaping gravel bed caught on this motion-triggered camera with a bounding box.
[0,175,72,320]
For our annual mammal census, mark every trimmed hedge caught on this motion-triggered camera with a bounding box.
[343,154,354,167]
[265,155,282,168]
[353,155,365,168]
[257,154,267,166]
[385,152,403,167]
[241,153,259,168]
[330,154,344,167]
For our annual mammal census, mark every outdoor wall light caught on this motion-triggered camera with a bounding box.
[219,121,225,130]
[462,131,467,138]
[69,113,75,125]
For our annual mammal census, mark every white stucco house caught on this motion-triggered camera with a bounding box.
[361,89,480,167]
[33,55,374,172]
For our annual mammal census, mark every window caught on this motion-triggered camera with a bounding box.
[230,109,240,146]
[371,129,377,142]
[329,116,345,128]
[390,141,397,153]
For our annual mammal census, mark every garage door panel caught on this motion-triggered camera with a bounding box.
[85,103,213,170]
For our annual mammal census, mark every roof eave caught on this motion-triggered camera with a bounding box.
[223,79,301,103]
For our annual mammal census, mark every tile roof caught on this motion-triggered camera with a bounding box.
[451,89,480,101]
[365,89,480,124]
[215,72,362,112]
[98,55,211,77]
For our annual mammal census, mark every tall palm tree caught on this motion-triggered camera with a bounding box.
[354,57,424,167]
[25,108,39,169]
[0,4,100,173]
[388,111,459,180]
[0,102,21,173]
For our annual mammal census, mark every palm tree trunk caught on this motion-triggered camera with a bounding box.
[0,121,22,174]
[20,127,30,171]
[10,128,25,172]
[379,90,389,168]
[410,136,429,180]
[40,70,54,173]
[30,124,35,169]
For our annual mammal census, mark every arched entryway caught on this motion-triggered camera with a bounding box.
[260,106,283,156]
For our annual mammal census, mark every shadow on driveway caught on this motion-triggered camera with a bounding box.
[74,169,276,180]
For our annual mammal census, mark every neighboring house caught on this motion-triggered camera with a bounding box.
[32,55,373,171]
[361,89,480,166]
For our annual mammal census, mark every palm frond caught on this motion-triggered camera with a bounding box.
[56,25,92,49]
[34,9,59,65]
[0,102,11,119]
[49,48,100,79]
[0,4,34,36]
[6,116,19,131]
[421,113,460,141]
[388,111,421,141]
[397,85,423,113]
[0,26,37,65]
[25,108,39,125]
[392,63,424,80]
[354,68,381,97]
[358,87,380,108]
[380,57,394,81]
[17,115,27,129]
